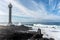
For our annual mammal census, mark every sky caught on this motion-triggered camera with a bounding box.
[0,0,60,22]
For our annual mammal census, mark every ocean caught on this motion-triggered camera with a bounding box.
[21,22,60,26]
[0,22,60,40]
[0,22,60,25]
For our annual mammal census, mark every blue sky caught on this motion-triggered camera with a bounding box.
[0,0,60,22]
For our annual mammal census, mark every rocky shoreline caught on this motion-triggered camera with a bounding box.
[0,25,54,40]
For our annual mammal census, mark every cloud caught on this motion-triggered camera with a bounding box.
[0,0,34,22]
[0,0,60,22]
[5,0,35,17]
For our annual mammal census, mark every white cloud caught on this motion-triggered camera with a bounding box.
[0,0,60,22]
[5,0,35,18]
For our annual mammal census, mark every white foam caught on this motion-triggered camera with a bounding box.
[32,24,60,40]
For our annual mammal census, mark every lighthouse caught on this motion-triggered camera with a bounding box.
[8,3,12,26]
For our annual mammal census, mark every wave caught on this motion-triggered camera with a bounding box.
[33,24,60,29]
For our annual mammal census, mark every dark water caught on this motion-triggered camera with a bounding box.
[21,22,60,26]
[0,22,60,25]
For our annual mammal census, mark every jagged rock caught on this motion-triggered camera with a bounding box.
[49,38,54,40]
